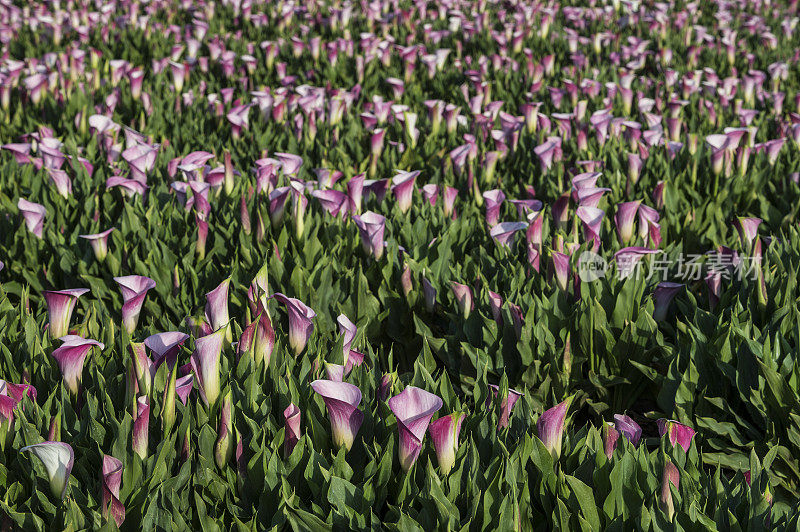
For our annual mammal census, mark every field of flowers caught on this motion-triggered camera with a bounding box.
[1,0,800,529]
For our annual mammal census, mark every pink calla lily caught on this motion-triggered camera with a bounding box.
[43,288,89,339]
[114,275,156,334]
[429,412,465,474]
[311,380,364,451]
[101,455,125,526]
[271,293,316,355]
[388,386,443,472]
[51,335,104,395]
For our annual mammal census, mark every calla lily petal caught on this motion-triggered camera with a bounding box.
[388,386,443,472]
[284,403,301,458]
[101,455,125,526]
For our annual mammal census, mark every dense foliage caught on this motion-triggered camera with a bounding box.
[1,0,800,529]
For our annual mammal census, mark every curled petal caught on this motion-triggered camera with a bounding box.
[284,403,301,457]
[101,455,125,526]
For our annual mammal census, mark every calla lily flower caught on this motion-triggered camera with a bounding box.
[311,380,364,451]
[378,373,396,401]
[129,342,153,396]
[269,187,291,227]
[488,291,503,326]
[551,252,570,292]
[51,335,104,395]
[238,302,275,368]
[18,198,46,238]
[347,173,365,214]
[271,293,316,355]
[2,143,32,164]
[483,189,506,227]
[247,262,270,314]
[421,184,439,205]
[114,275,156,334]
[660,461,680,521]
[388,386,443,472]
[353,211,386,260]
[614,201,640,243]
[0,394,15,447]
[106,176,149,198]
[652,282,684,321]
[603,422,620,459]
[312,189,349,218]
[391,170,419,213]
[552,192,571,231]
[536,398,571,460]
[275,153,303,176]
[284,403,301,457]
[734,217,761,251]
[451,282,473,319]
[144,331,189,369]
[422,275,437,312]
[133,396,149,459]
[43,288,89,339]
[705,272,722,309]
[215,392,234,469]
[337,314,357,357]
[576,206,604,251]
[101,455,125,526]
[628,152,643,183]
[443,187,458,218]
[190,327,228,408]
[657,419,695,452]
[46,168,72,198]
[614,247,660,279]
[534,137,562,171]
[614,414,642,446]
[336,314,363,369]
[175,371,194,406]
[205,277,231,341]
[325,363,346,382]
[20,442,74,499]
[429,412,465,474]
[79,228,114,262]
[0,380,36,404]
[195,215,208,259]
[652,181,665,209]
[490,221,528,247]
[487,385,524,429]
